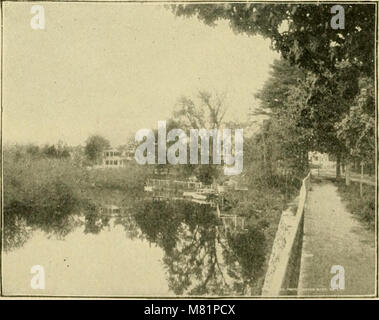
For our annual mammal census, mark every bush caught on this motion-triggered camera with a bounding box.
[336,180,375,230]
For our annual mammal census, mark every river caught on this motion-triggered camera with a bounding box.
[2,190,266,296]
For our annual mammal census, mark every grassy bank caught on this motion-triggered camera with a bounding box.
[3,150,149,227]
[4,156,89,217]
[3,154,91,248]
[335,180,375,230]
[3,146,303,294]
[86,163,147,196]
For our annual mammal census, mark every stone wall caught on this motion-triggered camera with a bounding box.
[261,173,311,297]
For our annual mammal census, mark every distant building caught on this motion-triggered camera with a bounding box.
[308,151,335,168]
[102,148,134,168]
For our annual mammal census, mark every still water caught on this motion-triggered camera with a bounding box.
[4,221,171,296]
[3,192,264,296]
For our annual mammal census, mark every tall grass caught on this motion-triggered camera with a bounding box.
[86,162,147,197]
[4,156,88,216]
[4,151,150,216]
[3,148,150,240]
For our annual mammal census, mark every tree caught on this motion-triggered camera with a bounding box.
[174,90,228,130]
[336,77,375,171]
[172,4,375,77]
[41,142,71,159]
[172,3,376,178]
[26,144,40,157]
[84,135,110,164]
[171,90,228,183]
[253,59,312,177]
[43,145,58,158]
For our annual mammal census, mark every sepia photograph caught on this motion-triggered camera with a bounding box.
[0,1,377,298]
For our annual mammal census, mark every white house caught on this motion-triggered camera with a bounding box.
[102,148,130,168]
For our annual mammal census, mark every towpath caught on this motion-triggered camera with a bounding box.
[298,179,375,296]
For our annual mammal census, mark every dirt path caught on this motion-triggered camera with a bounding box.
[298,179,376,296]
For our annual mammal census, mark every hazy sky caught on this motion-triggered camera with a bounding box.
[3,3,279,146]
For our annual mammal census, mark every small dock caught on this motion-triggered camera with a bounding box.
[144,178,220,207]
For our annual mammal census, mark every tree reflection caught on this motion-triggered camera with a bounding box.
[134,200,184,253]
[3,214,33,252]
[134,200,267,296]
[4,191,267,296]
[83,211,111,234]
[3,198,86,249]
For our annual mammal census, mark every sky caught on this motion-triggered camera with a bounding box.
[3,2,280,147]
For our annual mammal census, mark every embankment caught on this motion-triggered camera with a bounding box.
[261,173,311,296]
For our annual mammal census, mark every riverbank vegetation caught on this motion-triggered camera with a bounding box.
[3,145,149,245]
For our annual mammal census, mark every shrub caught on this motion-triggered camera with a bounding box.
[336,180,375,230]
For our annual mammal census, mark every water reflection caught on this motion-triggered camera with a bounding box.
[4,214,33,252]
[3,192,266,296]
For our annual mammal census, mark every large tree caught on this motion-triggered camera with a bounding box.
[172,3,375,77]
[170,90,229,183]
[84,135,110,164]
[174,90,228,129]
[173,3,375,178]
[336,77,375,170]
[253,59,312,176]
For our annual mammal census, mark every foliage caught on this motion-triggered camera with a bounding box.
[174,90,228,129]
[167,90,229,184]
[10,143,71,160]
[252,59,311,176]
[225,227,266,286]
[87,162,147,195]
[4,140,294,294]
[3,146,150,249]
[41,144,71,159]
[3,149,90,246]
[134,200,267,295]
[173,4,376,178]
[336,77,375,165]
[335,180,375,230]
[172,3,375,77]
[85,135,110,164]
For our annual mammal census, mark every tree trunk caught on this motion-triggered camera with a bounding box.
[336,154,341,179]
[345,162,351,186]
[341,158,345,174]
[304,150,309,171]
[285,169,288,200]
[360,161,364,198]
[262,133,266,168]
